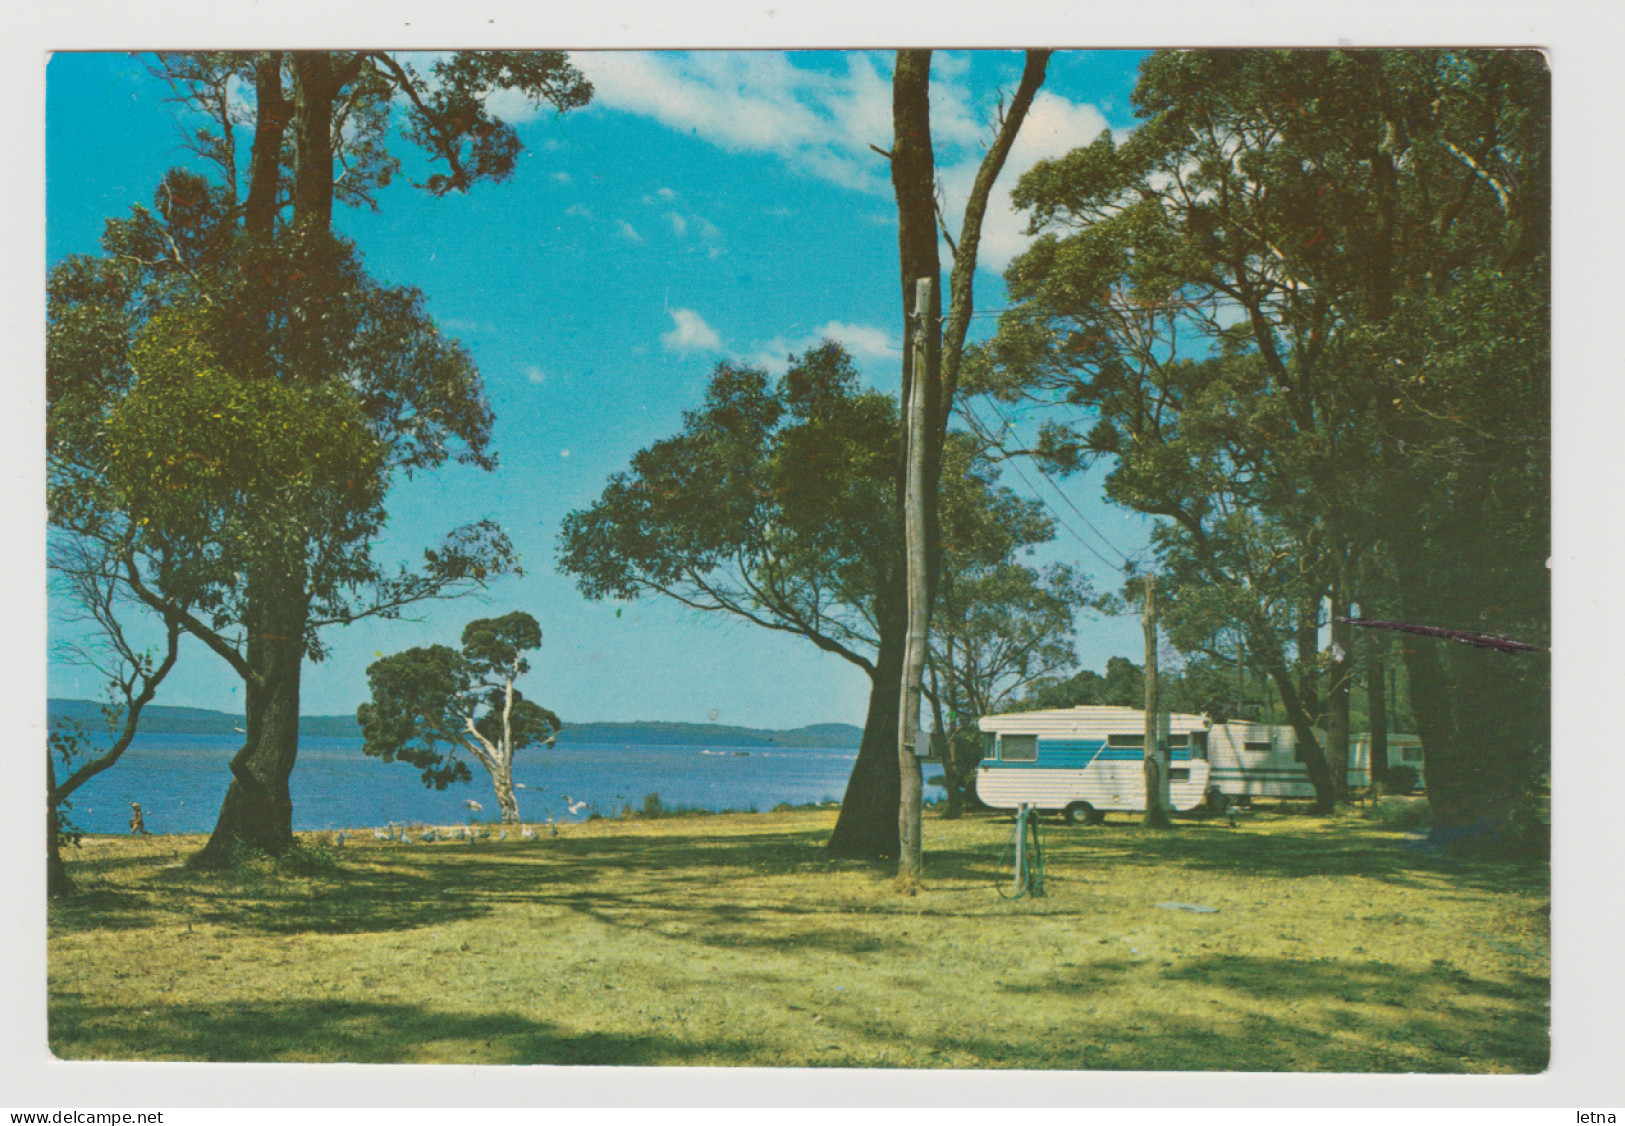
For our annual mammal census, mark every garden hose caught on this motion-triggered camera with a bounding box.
[995,803,1045,899]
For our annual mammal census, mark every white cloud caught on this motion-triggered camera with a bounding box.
[661,308,723,354]
[667,212,688,237]
[524,365,548,384]
[565,203,593,219]
[657,186,679,201]
[936,91,1115,273]
[574,51,1117,272]
[743,320,899,373]
[579,51,897,195]
[617,220,644,243]
[551,171,573,184]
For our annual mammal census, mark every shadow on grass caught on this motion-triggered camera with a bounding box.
[48,997,759,1065]
[912,952,1547,1073]
[1052,951,1544,1072]
[1036,817,1548,897]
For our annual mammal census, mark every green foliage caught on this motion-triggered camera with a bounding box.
[1387,765,1421,795]
[358,611,561,798]
[562,344,1036,679]
[48,186,516,659]
[979,49,1549,826]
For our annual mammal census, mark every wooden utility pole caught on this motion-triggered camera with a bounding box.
[1327,558,1353,805]
[1142,573,1171,828]
[896,275,932,891]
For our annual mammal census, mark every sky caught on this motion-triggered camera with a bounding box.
[51,48,1209,728]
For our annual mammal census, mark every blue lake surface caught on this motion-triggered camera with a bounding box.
[62,733,945,835]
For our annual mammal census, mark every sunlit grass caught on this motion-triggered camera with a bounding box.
[47,801,1548,1070]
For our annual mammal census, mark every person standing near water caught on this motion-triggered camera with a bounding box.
[128,802,149,835]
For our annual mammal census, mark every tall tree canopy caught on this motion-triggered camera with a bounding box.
[973,49,1548,839]
[47,51,592,863]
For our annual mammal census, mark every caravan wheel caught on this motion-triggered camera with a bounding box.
[1205,787,1231,814]
[1064,802,1103,826]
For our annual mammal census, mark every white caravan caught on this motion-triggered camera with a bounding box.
[975,706,1214,823]
[1207,721,1424,805]
[976,705,1424,821]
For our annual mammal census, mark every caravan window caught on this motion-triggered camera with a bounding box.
[1106,733,1145,748]
[982,733,996,761]
[1243,740,1272,753]
[1167,734,1189,747]
[1402,745,1423,762]
[1000,734,1038,761]
[1190,730,1209,760]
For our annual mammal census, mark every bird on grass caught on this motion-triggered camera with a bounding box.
[520,824,536,840]
[497,829,507,841]
[421,829,438,843]
[335,831,347,847]
[548,818,559,837]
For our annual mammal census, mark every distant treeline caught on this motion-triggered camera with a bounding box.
[45,699,862,749]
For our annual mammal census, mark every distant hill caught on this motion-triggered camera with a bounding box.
[553,720,862,749]
[45,699,862,749]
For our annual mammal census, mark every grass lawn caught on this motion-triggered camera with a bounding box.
[47,801,1549,1070]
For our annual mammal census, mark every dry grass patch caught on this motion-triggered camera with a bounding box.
[48,804,1548,1070]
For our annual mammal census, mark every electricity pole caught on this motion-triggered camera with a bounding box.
[1143,572,1171,828]
[897,275,932,890]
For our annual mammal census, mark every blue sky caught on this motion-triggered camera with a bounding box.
[46,49,1166,727]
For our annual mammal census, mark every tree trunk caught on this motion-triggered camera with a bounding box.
[939,732,965,819]
[1326,561,1353,804]
[1245,615,1337,810]
[1295,592,1322,728]
[829,631,905,859]
[1142,575,1171,828]
[192,572,308,866]
[47,754,72,899]
[291,52,338,231]
[1365,625,1390,799]
[244,52,290,238]
[492,766,520,824]
[195,53,339,865]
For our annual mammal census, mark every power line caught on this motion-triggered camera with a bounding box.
[961,400,1135,577]
[975,397,1139,571]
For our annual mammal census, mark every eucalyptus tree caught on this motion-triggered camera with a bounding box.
[973,49,1548,835]
[359,612,562,823]
[47,51,591,863]
[558,344,1067,854]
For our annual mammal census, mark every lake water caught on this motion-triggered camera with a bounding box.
[61,733,945,836]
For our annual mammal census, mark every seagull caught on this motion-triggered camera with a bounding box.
[497,829,507,841]
[453,826,465,840]
[373,825,391,840]
[548,818,559,837]
[514,783,528,790]
[520,824,536,840]
[464,799,483,812]
[567,800,588,815]
[421,829,438,843]
[335,831,347,847]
